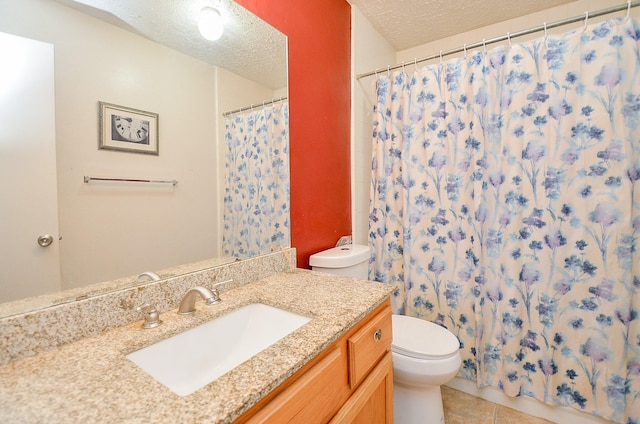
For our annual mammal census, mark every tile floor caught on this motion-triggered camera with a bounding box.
[442,386,554,424]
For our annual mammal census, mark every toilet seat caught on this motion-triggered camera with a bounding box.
[391,315,460,360]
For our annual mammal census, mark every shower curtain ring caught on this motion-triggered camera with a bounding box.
[507,32,511,47]
[483,38,487,54]
[627,0,632,19]
[439,50,443,64]
[463,43,467,58]
[387,65,390,77]
[414,58,418,71]
[543,22,548,39]
[583,11,589,30]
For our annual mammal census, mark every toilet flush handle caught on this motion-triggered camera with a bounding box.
[373,329,383,342]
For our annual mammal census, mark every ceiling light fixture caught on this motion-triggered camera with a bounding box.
[198,6,224,41]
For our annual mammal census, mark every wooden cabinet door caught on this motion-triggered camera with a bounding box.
[329,351,393,424]
[237,301,394,424]
[246,346,350,423]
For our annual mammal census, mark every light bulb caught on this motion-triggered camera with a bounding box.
[198,7,224,41]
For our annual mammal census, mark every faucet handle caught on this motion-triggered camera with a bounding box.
[207,287,221,305]
[136,304,163,329]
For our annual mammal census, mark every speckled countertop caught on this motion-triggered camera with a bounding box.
[0,269,393,424]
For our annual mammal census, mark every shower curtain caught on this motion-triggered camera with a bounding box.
[223,102,290,258]
[369,17,640,423]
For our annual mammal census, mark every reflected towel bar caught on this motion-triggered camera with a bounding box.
[83,176,178,186]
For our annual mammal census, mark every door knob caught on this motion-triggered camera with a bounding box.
[37,234,53,247]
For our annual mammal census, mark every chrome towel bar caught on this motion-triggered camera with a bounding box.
[83,176,178,186]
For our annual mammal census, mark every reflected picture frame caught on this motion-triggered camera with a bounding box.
[98,101,159,155]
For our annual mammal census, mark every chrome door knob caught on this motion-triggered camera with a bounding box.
[37,234,53,247]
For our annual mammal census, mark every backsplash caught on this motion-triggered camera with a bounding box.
[0,249,296,366]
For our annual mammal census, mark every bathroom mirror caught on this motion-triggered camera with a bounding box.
[0,0,288,315]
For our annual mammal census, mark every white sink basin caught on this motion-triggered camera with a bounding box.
[126,303,311,396]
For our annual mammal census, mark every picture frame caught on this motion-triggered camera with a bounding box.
[98,101,159,155]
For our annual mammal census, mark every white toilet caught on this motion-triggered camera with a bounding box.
[310,244,462,424]
[391,314,462,424]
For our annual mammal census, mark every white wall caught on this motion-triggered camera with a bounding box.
[1,0,282,290]
[351,0,638,422]
[351,5,395,245]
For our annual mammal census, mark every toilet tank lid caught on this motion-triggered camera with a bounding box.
[309,244,370,268]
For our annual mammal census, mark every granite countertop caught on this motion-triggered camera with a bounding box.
[0,269,393,423]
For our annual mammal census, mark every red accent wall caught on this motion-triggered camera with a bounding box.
[236,0,352,268]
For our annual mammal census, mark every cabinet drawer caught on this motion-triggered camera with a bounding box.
[246,346,349,423]
[347,306,392,388]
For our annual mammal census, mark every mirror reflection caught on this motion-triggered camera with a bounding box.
[0,0,288,311]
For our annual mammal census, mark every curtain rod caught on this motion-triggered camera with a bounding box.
[356,0,639,80]
[222,96,288,117]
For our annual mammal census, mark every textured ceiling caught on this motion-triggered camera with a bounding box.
[51,0,582,87]
[52,0,287,90]
[349,0,577,50]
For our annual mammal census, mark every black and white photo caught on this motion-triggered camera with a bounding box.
[99,102,159,155]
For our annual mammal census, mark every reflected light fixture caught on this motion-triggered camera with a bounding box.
[198,6,224,41]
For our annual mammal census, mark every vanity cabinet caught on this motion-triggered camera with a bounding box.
[239,301,393,423]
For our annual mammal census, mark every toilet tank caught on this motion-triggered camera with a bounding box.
[309,244,370,279]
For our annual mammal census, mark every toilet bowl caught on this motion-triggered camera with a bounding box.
[309,244,462,424]
[392,314,462,424]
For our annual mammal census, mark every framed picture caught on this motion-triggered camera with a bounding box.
[98,102,159,155]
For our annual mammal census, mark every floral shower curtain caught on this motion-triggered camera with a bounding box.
[223,103,290,258]
[369,17,640,423]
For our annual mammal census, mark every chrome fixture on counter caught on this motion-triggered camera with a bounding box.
[136,304,163,329]
[138,271,161,282]
[177,286,221,315]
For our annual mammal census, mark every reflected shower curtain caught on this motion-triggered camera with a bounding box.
[369,17,640,423]
[223,103,290,258]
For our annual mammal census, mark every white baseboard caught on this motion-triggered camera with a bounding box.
[446,377,612,424]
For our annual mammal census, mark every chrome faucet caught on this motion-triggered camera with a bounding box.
[138,271,161,282]
[177,286,221,315]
